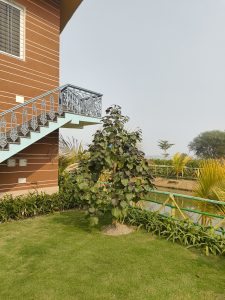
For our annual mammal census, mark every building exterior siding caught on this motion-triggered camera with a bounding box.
[0,0,60,195]
[0,130,59,195]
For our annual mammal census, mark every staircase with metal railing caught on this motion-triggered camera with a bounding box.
[0,84,102,163]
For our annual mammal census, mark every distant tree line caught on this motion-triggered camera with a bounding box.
[158,130,225,159]
[189,130,225,159]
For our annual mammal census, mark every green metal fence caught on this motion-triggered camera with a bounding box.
[149,164,200,180]
[141,189,225,232]
[99,181,225,232]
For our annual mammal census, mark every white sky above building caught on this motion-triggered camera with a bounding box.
[60,0,225,157]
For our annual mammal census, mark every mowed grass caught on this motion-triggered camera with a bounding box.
[0,211,225,300]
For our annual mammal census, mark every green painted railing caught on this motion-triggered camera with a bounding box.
[148,189,225,206]
[98,182,225,231]
[148,164,200,180]
[144,189,225,232]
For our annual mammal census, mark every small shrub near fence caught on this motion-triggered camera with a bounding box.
[149,159,202,168]
[149,164,200,180]
[126,207,225,256]
[0,192,79,223]
[148,159,203,180]
[0,173,84,223]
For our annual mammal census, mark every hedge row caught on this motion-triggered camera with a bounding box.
[0,192,79,223]
[149,158,202,168]
[126,207,225,256]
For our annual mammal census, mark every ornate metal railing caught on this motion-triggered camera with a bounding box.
[0,84,102,150]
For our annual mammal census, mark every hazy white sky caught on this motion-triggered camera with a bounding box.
[60,0,225,157]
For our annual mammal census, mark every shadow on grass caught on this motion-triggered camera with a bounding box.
[51,209,113,233]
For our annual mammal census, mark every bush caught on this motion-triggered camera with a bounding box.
[149,159,173,166]
[70,105,154,225]
[148,158,202,179]
[0,191,79,223]
[149,159,202,168]
[126,207,225,256]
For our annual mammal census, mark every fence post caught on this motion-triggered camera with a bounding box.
[171,207,176,217]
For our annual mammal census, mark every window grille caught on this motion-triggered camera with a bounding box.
[0,0,24,59]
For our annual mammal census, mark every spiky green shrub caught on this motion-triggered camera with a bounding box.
[126,207,225,256]
[172,152,192,179]
[149,159,202,168]
[0,191,79,223]
[148,158,202,179]
[195,159,225,201]
[59,135,88,174]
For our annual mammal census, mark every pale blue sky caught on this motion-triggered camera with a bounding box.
[60,0,225,157]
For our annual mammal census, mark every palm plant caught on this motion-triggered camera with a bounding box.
[158,140,174,158]
[172,152,192,179]
[195,159,225,201]
[59,135,87,173]
[194,159,225,225]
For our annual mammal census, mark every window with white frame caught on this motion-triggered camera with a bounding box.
[0,0,25,59]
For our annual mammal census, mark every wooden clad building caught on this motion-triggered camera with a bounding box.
[0,0,101,197]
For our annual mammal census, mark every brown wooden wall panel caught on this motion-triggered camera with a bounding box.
[0,71,57,91]
[0,62,58,86]
[20,0,60,24]
[27,12,59,34]
[0,0,61,195]
[0,90,59,115]
[26,48,59,64]
[26,0,60,23]
[0,0,60,104]
[0,52,59,79]
[0,183,58,194]
[0,169,59,185]
[0,57,58,80]
[39,0,60,11]
[0,83,58,115]
[0,130,59,193]
[26,30,59,53]
[0,158,58,173]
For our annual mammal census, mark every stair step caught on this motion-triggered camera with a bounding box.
[8,141,21,145]
[0,147,9,151]
[29,129,41,133]
[0,112,68,154]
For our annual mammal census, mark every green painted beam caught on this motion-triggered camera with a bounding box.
[146,198,225,219]
[148,189,225,206]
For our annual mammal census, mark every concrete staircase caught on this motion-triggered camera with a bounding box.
[0,84,102,163]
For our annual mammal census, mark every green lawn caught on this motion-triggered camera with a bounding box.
[0,211,224,300]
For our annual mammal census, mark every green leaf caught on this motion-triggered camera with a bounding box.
[120,200,128,208]
[136,166,142,172]
[88,207,95,214]
[126,193,134,201]
[127,164,133,170]
[121,179,129,186]
[77,182,89,190]
[112,207,122,220]
[89,216,99,226]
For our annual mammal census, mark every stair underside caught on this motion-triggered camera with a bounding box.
[0,113,100,163]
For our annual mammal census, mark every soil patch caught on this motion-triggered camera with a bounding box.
[153,177,196,193]
[102,223,135,236]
